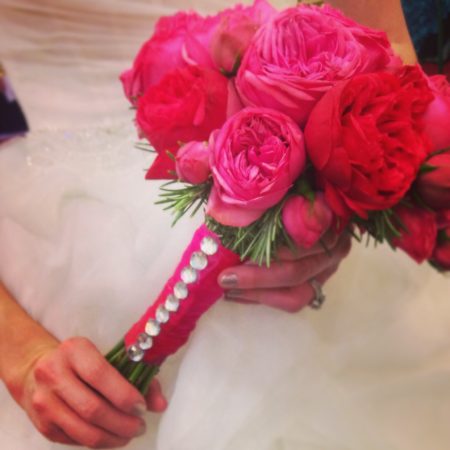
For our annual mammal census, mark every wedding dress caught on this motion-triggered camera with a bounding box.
[1,1,449,449]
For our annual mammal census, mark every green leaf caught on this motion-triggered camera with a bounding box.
[419,164,437,175]
[166,150,176,161]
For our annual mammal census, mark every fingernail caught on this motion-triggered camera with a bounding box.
[157,396,168,412]
[132,402,147,417]
[219,273,238,288]
[136,422,146,437]
[224,289,243,299]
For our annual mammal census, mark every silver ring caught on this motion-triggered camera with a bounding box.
[309,279,326,310]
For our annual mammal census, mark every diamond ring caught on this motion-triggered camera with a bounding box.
[309,278,326,310]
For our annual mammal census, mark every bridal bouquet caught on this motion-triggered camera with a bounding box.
[106,0,450,394]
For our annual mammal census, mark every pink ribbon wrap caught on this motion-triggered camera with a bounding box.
[124,224,241,365]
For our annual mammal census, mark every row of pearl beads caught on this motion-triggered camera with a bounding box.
[127,236,219,362]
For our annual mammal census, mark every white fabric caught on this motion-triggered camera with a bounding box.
[0,1,449,449]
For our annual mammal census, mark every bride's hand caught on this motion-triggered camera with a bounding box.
[16,337,166,448]
[219,232,351,312]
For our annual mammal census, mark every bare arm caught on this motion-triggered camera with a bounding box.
[326,0,417,64]
[0,282,58,399]
[0,282,166,448]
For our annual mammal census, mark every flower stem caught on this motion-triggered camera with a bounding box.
[106,340,159,396]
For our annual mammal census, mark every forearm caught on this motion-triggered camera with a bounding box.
[326,0,417,64]
[0,282,58,401]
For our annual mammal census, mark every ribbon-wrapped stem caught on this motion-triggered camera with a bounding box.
[106,224,240,394]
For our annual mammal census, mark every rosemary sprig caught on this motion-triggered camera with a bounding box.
[206,202,294,267]
[135,141,156,153]
[155,181,212,225]
[353,208,406,247]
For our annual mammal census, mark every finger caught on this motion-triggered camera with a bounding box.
[31,416,77,446]
[145,379,168,413]
[31,390,130,449]
[220,250,335,290]
[224,264,339,312]
[51,368,145,439]
[61,338,147,415]
[223,297,259,305]
[219,233,351,290]
[43,425,78,446]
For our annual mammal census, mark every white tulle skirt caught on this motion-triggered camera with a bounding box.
[1,1,449,449]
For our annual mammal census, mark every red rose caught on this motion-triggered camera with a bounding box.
[391,206,437,263]
[417,151,450,210]
[120,12,219,103]
[431,228,450,270]
[305,68,433,220]
[136,66,228,179]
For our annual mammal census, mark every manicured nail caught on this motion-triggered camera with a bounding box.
[219,273,238,288]
[132,402,147,416]
[224,289,244,299]
[136,422,147,437]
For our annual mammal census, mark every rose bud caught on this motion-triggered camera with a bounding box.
[282,194,333,249]
[210,0,275,74]
[417,151,450,210]
[176,141,211,184]
[423,75,450,152]
[437,209,450,229]
[391,205,437,263]
[431,228,450,270]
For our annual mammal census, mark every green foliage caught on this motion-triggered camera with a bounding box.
[155,180,212,225]
[206,202,294,267]
[352,208,406,247]
[135,141,156,153]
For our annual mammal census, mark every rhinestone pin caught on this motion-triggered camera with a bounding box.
[156,305,170,323]
[181,266,198,284]
[165,294,180,312]
[200,236,219,256]
[145,319,161,336]
[127,344,144,362]
[174,281,188,299]
[136,333,153,350]
[190,251,208,270]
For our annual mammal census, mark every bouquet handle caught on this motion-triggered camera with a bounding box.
[107,224,240,393]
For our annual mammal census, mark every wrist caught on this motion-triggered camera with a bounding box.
[0,283,59,404]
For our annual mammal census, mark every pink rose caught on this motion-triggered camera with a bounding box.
[282,194,333,249]
[120,12,219,102]
[210,0,276,74]
[417,151,450,210]
[176,141,211,184]
[392,205,437,263]
[236,4,399,126]
[423,75,450,152]
[207,107,306,227]
[137,65,228,179]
